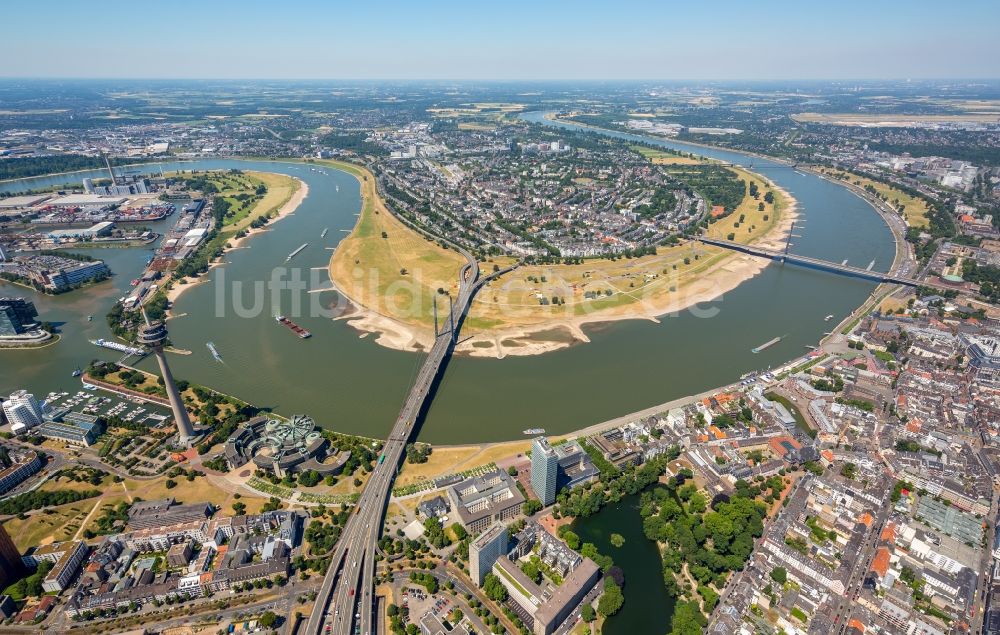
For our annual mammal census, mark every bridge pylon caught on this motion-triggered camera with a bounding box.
[448,294,455,342]
[781,221,795,263]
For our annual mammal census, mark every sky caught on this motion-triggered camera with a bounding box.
[3,0,999,80]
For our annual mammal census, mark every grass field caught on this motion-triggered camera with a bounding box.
[99,366,238,419]
[119,474,267,515]
[632,145,709,165]
[395,441,532,488]
[324,159,467,331]
[3,499,100,551]
[821,168,929,228]
[228,171,299,230]
[1,470,272,552]
[182,170,298,230]
[465,164,787,332]
[878,296,910,314]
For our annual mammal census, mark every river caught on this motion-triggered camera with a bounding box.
[0,118,895,444]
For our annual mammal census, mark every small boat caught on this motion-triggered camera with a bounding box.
[336,185,340,192]
[71,368,82,377]
[87,315,93,321]
[523,428,545,435]
[752,336,782,354]
[206,341,223,362]
[824,314,834,321]
[321,228,329,238]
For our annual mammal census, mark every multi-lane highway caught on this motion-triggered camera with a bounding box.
[304,251,513,635]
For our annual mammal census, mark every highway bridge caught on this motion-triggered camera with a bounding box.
[694,236,955,293]
[304,251,514,635]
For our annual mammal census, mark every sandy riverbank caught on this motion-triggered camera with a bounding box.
[332,170,799,358]
[457,180,799,358]
[163,176,308,314]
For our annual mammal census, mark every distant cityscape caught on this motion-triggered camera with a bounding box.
[2,61,1000,635]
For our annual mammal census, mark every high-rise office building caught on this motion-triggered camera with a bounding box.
[2,390,44,433]
[470,522,508,587]
[0,523,23,589]
[0,297,39,336]
[531,436,559,506]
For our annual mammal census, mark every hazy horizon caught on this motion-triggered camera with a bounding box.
[3,0,998,81]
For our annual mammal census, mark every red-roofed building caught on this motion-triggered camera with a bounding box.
[870,546,890,578]
[768,435,801,458]
[880,522,897,545]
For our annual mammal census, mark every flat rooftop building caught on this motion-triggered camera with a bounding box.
[37,415,104,446]
[46,194,127,207]
[127,498,213,530]
[448,469,525,533]
[470,522,509,586]
[0,195,51,209]
[533,557,600,635]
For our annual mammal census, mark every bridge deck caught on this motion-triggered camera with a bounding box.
[305,256,517,635]
[694,236,943,290]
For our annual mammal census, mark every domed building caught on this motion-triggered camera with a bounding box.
[223,414,350,477]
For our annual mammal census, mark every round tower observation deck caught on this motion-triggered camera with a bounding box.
[137,320,168,348]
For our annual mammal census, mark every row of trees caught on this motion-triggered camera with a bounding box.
[0,487,99,516]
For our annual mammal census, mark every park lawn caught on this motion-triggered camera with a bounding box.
[457,122,496,131]
[705,166,784,242]
[632,145,708,166]
[396,447,482,487]
[120,474,265,514]
[466,165,787,332]
[651,155,705,165]
[878,296,910,314]
[3,498,100,551]
[395,441,530,488]
[822,168,929,228]
[39,472,113,494]
[226,171,299,231]
[323,159,467,331]
[105,368,163,394]
[103,367,239,418]
[299,471,372,496]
